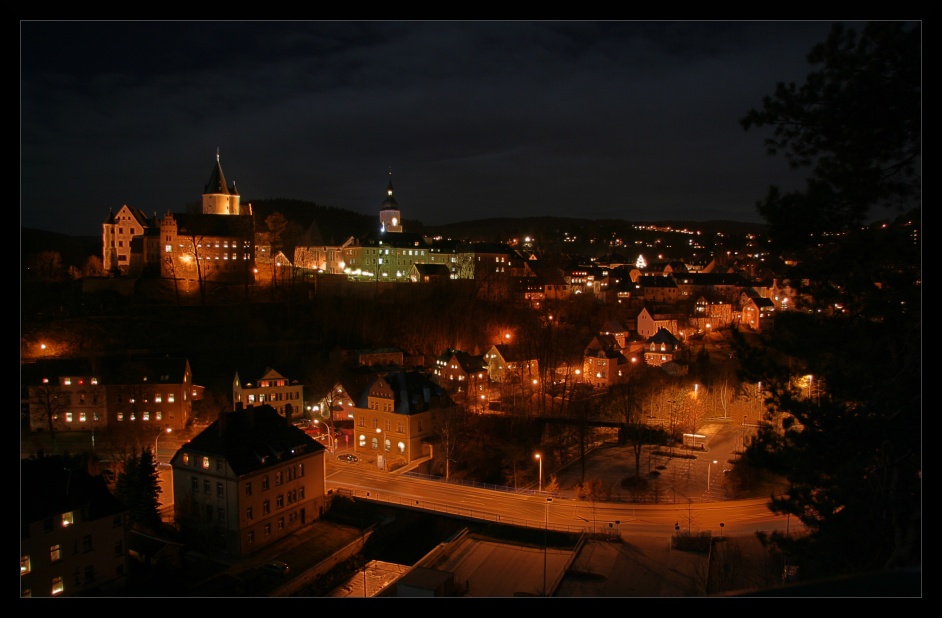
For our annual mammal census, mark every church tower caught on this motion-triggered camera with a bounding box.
[379,173,402,233]
[202,149,242,215]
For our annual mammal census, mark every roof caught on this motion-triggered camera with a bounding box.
[21,356,190,386]
[178,405,325,477]
[647,327,681,346]
[171,212,254,237]
[204,152,236,196]
[21,455,127,524]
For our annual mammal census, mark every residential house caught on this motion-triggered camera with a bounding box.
[692,296,735,332]
[636,275,681,304]
[24,356,198,434]
[170,405,328,558]
[410,263,452,283]
[644,328,683,368]
[104,356,198,432]
[349,370,456,469]
[484,344,540,386]
[232,367,305,420]
[433,348,489,406]
[636,307,680,340]
[742,296,776,333]
[21,455,130,597]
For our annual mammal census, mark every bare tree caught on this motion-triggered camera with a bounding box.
[29,381,71,453]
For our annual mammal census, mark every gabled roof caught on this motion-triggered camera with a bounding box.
[382,370,455,415]
[412,263,451,277]
[489,344,537,363]
[178,405,324,477]
[100,356,191,386]
[438,349,487,373]
[21,455,127,523]
[647,327,681,346]
[171,212,254,237]
[600,320,628,335]
[204,152,237,196]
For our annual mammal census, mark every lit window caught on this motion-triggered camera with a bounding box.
[20,555,30,575]
[155,395,162,403]
[61,512,74,527]
[50,544,61,563]
[51,576,64,596]
[65,413,73,423]
[202,456,210,469]
[168,394,175,403]
[64,378,72,386]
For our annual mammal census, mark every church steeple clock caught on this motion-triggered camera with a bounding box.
[379,173,402,233]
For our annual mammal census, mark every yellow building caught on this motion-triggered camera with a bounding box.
[170,406,327,558]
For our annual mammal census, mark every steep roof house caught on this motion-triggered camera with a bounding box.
[170,405,327,558]
[644,327,683,368]
[232,367,304,420]
[350,370,456,470]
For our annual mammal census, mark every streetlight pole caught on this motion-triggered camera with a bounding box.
[543,497,553,596]
[154,427,172,463]
[707,459,718,494]
[535,453,542,493]
[376,428,387,471]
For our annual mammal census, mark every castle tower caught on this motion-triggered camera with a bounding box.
[379,173,402,233]
[202,149,242,215]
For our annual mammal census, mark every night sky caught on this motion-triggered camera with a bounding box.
[21,20,852,236]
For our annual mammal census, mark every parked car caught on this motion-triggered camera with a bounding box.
[338,454,358,463]
[260,560,290,576]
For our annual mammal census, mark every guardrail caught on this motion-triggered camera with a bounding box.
[346,487,585,534]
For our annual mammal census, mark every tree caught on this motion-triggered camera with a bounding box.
[736,21,921,581]
[741,21,920,249]
[29,381,71,454]
[114,447,162,532]
[605,377,666,479]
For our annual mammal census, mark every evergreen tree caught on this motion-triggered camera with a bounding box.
[736,21,921,581]
[115,447,163,532]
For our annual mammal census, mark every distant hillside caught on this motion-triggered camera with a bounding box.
[417,217,766,241]
[21,228,100,266]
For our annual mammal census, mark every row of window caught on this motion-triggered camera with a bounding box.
[245,511,300,544]
[23,560,125,597]
[245,488,304,520]
[22,538,122,576]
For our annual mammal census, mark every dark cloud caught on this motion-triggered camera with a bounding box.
[22,20,858,235]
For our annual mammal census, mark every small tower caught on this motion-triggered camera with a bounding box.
[202,148,242,215]
[379,172,402,233]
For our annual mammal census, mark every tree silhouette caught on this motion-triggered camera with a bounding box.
[737,21,921,580]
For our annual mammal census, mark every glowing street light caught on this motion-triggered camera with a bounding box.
[154,427,172,463]
[707,459,718,493]
[535,453,543,492]
[376,428,387,471]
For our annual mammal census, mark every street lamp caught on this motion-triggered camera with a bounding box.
[376,428,387,471]
[535,453,542,493]
[543,497,553,596]
[707,459,718,493]
[154,427,172,463]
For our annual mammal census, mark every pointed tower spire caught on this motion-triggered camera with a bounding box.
[379,169,402,233]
